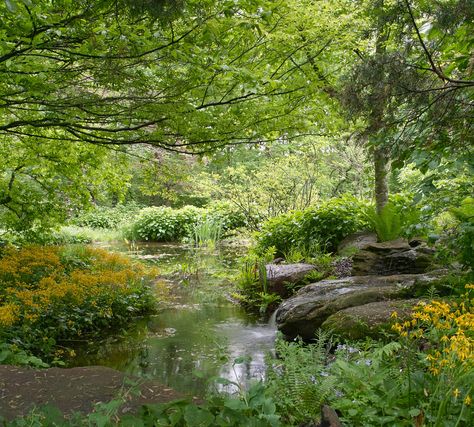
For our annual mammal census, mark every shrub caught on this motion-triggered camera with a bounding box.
[0,245,162,362]
[125,203,250,242]
[125,205,203,241]
[449,197,474,274]
[204,201,250,232]
[255,195,369,257]
[71,203,142,229]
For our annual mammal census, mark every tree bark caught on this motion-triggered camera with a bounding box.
[373,146,390,214]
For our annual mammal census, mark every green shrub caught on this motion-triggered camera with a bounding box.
[71,203,142,229]
[449,197,474,274]
[204,201,251,232]
[125,205,203,241]
[125,203,251,242]
[255,195,369,257]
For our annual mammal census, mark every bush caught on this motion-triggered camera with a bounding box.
[449,197,474,274]
[125,205,203,241]
[0,245,162,362]
[125,203,251,242]
[255,195,369,257]
[71,203,142,229]
[204,201,251,232]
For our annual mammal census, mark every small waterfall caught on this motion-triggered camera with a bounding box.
[268,310,278,328]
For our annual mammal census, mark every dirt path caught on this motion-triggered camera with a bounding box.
[0,365,192,421]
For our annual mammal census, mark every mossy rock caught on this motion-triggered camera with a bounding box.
[275,273,438,340]
[321,299,422,341]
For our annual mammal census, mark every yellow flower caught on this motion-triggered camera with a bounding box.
[453,388,460,398]
[464,395,472,406]
[0,303,18,326]
[390,311,398,318]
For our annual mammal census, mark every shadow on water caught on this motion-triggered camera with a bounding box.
[68,242,276,397]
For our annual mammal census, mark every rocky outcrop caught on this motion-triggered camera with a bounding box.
[275,273,438,340]
[321,299,422,341]
[337,231,378,256]
[265,263,317,298]
[351,239,435,276]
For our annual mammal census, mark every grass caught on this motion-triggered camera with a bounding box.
[59,226,125,243]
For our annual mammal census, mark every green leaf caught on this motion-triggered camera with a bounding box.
[5,0,17,12]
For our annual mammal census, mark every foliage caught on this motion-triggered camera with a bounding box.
[125,206,202,242]
[71,203,143,230]
[255,195,370,257]
[2,382,283,427]
[333,285,474,426]
[198,138,372,227]
[365,197,422,242]
[125,202,249,242]
[138,382,281,427]
[233,247,280,314]
[0,342,48,368]
[355,289,474,426]
[261,286,474,426]
[204,201,250,233]
[449,197,474,274]
[265,333,336,425]
[1,0,355,232]
[0,245,161,361]
[191,218,223,248]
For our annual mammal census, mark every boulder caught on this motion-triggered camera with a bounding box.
[337,231,378,256]
[265,263,317,298]
[321,299,422,341]
[352,239,435,276]
[275,273,438,340]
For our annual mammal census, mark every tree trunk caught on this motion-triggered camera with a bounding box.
[373,146,390,214]
[371,0,390,215]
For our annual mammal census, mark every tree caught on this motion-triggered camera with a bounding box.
[1,0,343,229]
[341,0,473,210]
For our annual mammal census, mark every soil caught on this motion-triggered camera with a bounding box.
[0,365,195,421]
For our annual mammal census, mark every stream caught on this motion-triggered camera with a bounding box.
[68,242,276,397]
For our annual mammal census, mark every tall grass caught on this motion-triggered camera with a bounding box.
[191,218,223,247]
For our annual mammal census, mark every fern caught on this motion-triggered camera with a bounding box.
[265,333,335,424]
[367,203,402,242]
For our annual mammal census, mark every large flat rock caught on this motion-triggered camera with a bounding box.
[321,299,422,340]
[275,273,438,340]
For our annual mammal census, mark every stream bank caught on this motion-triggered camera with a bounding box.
[66,242,277,397]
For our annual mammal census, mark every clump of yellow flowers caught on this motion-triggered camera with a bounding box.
[392,284,474,407]
[0,245,165,360]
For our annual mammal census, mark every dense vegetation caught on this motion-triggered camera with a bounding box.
[0,0,473,425]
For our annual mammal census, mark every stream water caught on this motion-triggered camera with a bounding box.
[68,242,276,397]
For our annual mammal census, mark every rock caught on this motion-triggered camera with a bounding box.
[337,231,378,256]
[321,299,422,341]
[320,405,342,427]
[352,239,435,276]
[275,273,438,340]
[265,263,317,298]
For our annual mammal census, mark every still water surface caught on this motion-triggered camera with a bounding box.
[69,242,276,396]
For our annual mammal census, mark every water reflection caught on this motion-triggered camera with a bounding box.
[69,242,276,397]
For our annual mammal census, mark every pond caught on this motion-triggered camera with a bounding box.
[68,242,276,397]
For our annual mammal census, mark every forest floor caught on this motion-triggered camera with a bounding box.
[0,365,192,420]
